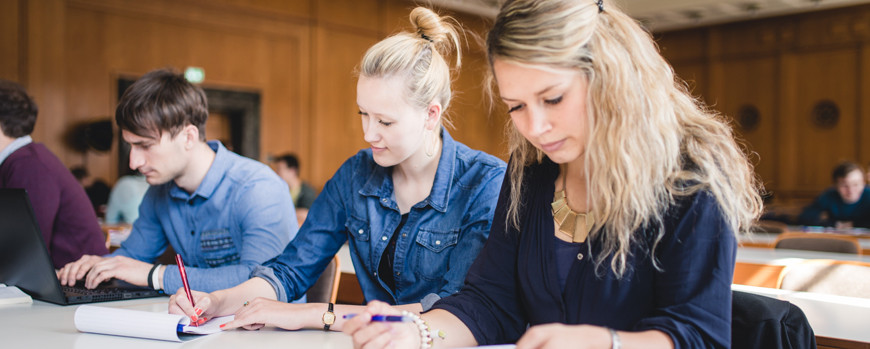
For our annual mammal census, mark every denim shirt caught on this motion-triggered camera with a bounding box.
[253,129,506,306]
[112,141,298,293]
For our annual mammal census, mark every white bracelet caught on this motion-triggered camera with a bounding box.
[609,328,621,349]
[152,264,163,290]
[402,311,432,349]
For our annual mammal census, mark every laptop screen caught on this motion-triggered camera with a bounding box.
[0,188,164,305]
[0,188,70,304]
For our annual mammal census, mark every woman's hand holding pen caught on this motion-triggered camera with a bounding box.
[168,288,216,327]
[343,300,418,349]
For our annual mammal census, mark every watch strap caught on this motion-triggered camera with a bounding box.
[323,302,335,331]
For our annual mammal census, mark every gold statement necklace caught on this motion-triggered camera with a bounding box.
[551,169,594,243]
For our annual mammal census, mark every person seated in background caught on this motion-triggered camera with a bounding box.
[104,168,149,225]
[56,69,299,302]
[273,153,318,223]
[345,0,763,348]
[70,166,111,218]
[798,161,870,229]
[0,80,108,268]
[169,7,506,333]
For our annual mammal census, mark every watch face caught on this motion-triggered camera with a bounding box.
[323,312,336,325]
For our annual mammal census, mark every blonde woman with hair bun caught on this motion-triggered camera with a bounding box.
[345,0,763,348]
[168,6,506,332]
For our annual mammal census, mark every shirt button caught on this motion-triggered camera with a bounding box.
[435,240,441,245]
[381,198,388,203]
[190,230,195,236]
[402,234,407,237]
[577,253,584,261]
[373,272,377,276]
[396,272,401,276]
[381,236,388,241]
[358,229,364,235]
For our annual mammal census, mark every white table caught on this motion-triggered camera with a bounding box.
[739,231,870,249]
[737,246,870,266]
[733,284,870,345]
[0,298,353,348]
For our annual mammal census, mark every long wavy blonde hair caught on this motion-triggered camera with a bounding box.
[487,0,764,277]
[358,7,462,128]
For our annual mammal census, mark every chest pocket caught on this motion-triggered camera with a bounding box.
[414,228,459,280]
[345,216,372,270]
[200,229,240,267]
[346,216,371,242]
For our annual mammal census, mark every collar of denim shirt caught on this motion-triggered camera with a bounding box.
[358,127,456,213]
[168,140,227,202]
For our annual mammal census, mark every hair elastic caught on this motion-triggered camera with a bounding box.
[419,32,434,43]
[597,0,605,13]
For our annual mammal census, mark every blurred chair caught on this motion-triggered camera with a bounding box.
[731,290,816,348]
[773,232,861,254]
[776,259,870,299]
[306,255,342,304]
[751,220,789,235]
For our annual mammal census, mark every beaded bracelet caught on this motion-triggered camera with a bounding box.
[401,310,433,349]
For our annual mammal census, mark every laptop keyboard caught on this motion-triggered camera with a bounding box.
[63,285,135,302]
[61,280,164,303]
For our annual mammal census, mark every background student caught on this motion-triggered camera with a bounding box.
[798,161,870,229]
[56,69,298,296]
[0,79,108,268]
[169,7,506,332]
[345,1,763,348]
[273,153,318,224]
[104,169,149,225]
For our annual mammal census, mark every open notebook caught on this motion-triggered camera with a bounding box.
[0,188,164,305]
[75,305,233,342]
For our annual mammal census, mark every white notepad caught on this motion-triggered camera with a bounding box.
[0,283,32,305]
[74,305,233,342]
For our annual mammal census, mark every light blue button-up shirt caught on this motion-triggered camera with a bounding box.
[253,129,506,307]
[111,141,298,293]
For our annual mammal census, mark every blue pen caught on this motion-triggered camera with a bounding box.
[343,313,412,322]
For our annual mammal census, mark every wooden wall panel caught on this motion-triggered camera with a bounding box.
[58,0,309,182]
[317,0,382,33]
[309,27,377,189]
[25,0,67,161]
[660,3,870,206]
[708,57,778,191]
[0,0,22,81]
[784,49,858,190]
[861,46,870,166]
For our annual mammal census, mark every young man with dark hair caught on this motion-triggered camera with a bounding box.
[0,79,108,268]
[799,161,870,228]
[273,153,318,223]
[57,69,299,296]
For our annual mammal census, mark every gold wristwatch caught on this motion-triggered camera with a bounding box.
[322,302,336,330]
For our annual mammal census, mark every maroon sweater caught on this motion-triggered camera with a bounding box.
[0,142,108,268]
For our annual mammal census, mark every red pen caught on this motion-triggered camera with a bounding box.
[175,254,197,325]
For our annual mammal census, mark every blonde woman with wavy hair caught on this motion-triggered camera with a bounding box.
[345,1,762,348]
[169,7,506,333]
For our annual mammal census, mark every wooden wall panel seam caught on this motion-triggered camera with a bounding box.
[66,0,312,39]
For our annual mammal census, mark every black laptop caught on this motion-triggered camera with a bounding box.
[0,188,165,305]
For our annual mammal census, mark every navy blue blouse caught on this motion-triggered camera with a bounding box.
[432,158,737,348]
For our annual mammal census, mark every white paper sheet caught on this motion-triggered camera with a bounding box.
[74,305,233,342]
